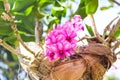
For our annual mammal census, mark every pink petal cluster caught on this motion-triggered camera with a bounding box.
[45,15,84,61]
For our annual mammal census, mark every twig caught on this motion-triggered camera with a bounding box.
[0,39,31,60]
[88,14,107,45]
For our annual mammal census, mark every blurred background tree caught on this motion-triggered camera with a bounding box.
[0,0,120,80]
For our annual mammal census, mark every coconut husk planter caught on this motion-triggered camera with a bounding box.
[19,40,117,80]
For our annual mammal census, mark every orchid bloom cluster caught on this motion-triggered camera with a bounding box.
[45,15,84,61]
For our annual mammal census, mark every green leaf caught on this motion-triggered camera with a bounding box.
[0,1,5,14]
[11,53,18,61]
[74,0,87,18]
[62,7,66,17]
[114,27,120,38]
[21,18,35,34]
[18,30,26,35]
[0,19,13,35]
[0,26,12,35]
[85,0,98,14]
[52,6,64,14]
[100,5,113,10]
[52,6,66,20]
[86,24,94,36]
[16,12,35,35]
[38,0,53,7]
[3,34,17,45]
[34,8,46,19]
[21,34,35,42]
[6,50,17,61]
[14,12,35,42]
[12,0,36,12]
[13,5,34,16]
[24,5,34,16]
[0,1,4,8]
[47,16,59,29]
[13,12,25,16]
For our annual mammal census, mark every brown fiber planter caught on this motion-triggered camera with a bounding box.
[19,42,116,80]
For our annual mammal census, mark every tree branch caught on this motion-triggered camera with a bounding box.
[0,39,31,60]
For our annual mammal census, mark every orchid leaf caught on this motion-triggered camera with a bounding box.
[85,0,98,14]
[86,24,94,36]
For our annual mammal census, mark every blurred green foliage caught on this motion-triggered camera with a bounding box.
[105,76,118,80]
